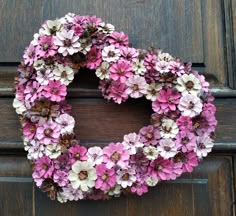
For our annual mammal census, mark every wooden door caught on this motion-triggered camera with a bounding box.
[0,0,236,215]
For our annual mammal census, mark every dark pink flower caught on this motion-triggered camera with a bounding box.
[37,36,58,57]
[103,142,130,169]
[139,125,161,146]
[203,103,216,115]
[144,54,158,70]
[130,149,149,173]
[109,60,133,83]
[86,47,102,69]
[148,157,173,181]
[176,116,193,131]
[23,122,37,140]
[175,130,197,152]
[108,32,129,47]
[95,164,116,191]
[41,80,67,102]
[69,145,88,163]
[152,88,181,113]
[54,154,71,171]
[36,122,61,145]
[120,47,138,62]
[32,156,54,186]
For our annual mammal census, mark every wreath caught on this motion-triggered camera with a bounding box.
[13,13,217,202]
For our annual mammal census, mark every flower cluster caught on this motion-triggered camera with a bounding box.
[13,13,217,202]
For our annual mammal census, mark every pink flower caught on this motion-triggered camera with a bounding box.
[37,36,58,57]
[130,181,148,196]
[103,142,130,169]
[69,145,88,163]
[148,157,173,181]
[86,47,102,69]
[36,122,61,145]
[174,152,199,173]
[95,164,116,191]
[53,170,69,187]
[120,47,138,62]
[203,103,216,115]
[24,81,42,103]
[195,134,214,158]
[109,60,133,83]
[176,116,193,131]
[175,131,196,152]
[125,75,148,98]
[169,61,185,76]
[129,149,149,173]
[23,122,37,140]
[117,168,136,188]
[122,132,144,155]
[55,113,75,135]
[178,94,203,117]
[23,44,37,66]
[109,82,128,104]
[144,54,158,70]
[54,29,81,56]
[32,156,54,186]
[54,154,71,171]
[152,88,181,113]
[41,80,67,102]
[155,61,170,73]
[108,31,129,47]
[139,125,161,146]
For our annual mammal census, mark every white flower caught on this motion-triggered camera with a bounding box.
[106,184,122,197]
[122,132,144,155]
[117,169,136,188]
[13,98,27,114]
[155,60,170,73]
[146,83,162,101]
[39,19,63,36]
[95,62,110,80]
[68,161,97,191]
[176,74,201,96]
[31,33,40,46]
[157,139,178,159]
[125,75,148,98]
[36,69,54,85]
[195,134,214,158]
[55,113,75,135]
[102,45,120,62]
[57,184,83,203]
[143,146,159,160]
[160,118,179,138]
[78,38,92,54]
[133,60,147,75]
[53,64,74,85]
[45,144,62,159]
[60,13,76,24]
[87,146,103,165]
[98,22,115,34]
[178,94,203,117]
[146,176,159,186]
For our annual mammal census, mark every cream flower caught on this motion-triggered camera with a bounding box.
[53,64,74,85]
[98,22,115,34]
[158,51,174,61]
[146,176,159,186]
[133,59,147,75]
[176,74,201,96]
[178,94,203,117]
[39,19,63,36]
[160,118,179,139]
[106,185,122,197]
[68,161,97,191]
[143,146,159,160]
[95,62,110,80]
[45,144,62,159]
[146,83,162,101]
[13,98,27,114]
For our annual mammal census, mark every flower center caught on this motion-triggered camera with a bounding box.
[181,137,189,144]
[30,125,36,133]
[61,71,68,78]
[117,69,124,75]
[145,132,153,140]
[44,128,53,137]
[111,152,120,162]
[78,171,88,180]
[49,26,58,35]
[164,146,171,151]
[102,173,109,181]
[41,107,50,117]
[64,39,72,47]
[43,43,50,51]
[198,143,205,149]
[173,152,187,163]
[154,165,162,171]
[52,87,59,94]
[193,121,201,129]
[185,81,194,90]
[108,51,115,57]
[188,101,194,109]
[163,126,171,133]
[133,84,139,91]
[122,173,130,181]
[42,163,49,170]
[75,153,80,159]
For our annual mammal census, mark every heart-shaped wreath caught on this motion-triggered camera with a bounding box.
[13,13,217,202]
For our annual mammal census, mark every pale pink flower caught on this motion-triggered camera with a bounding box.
[103,142,130,169]
[87,146,104,165]
[175,131,196,152]
[55,113,75,134]
[178,94,203,117]
[23,44,37,66]
[155,61,170,73]
[102,45,120,62]
[120,47,138,62]
[108,31,129,47]
[122,132,144,155]
[54,29,81,56]
[139,125,161,146]
[157,139,178,159]
[117,168,136,188]
[195,134,214,158]
[125,75,148,98]
[169,61,185,76]
[53,170,69,187]
[36,69,54,86]
[144,54,158,70]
